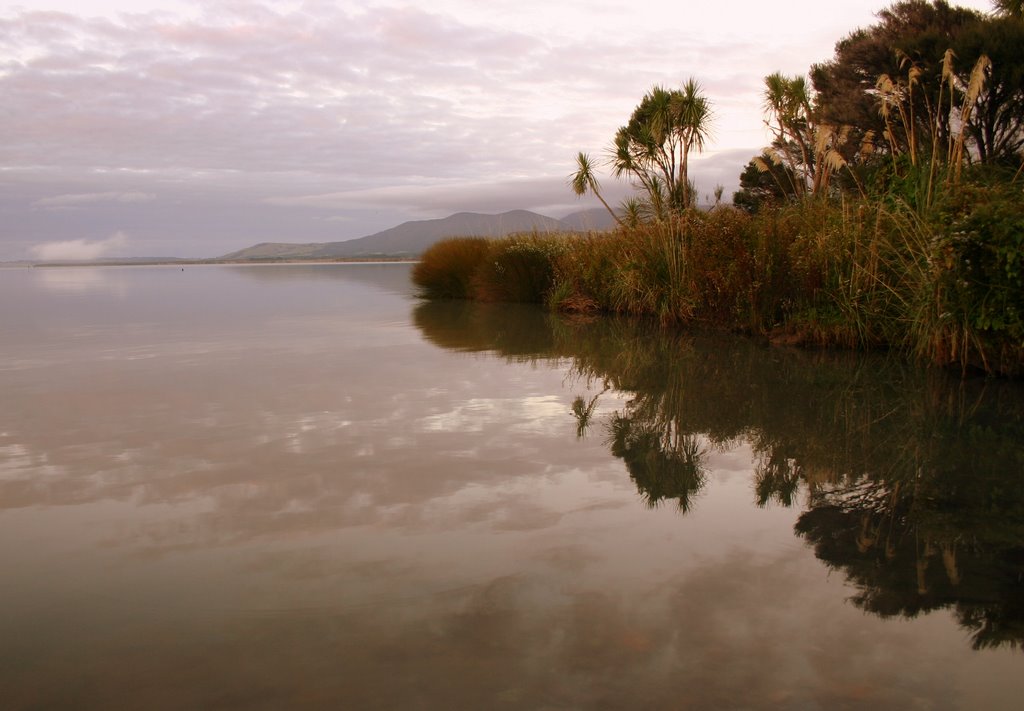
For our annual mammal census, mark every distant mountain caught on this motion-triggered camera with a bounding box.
[220,209,611,261]
[218,243,330,260]
[17,256,191,267]
[559,208,620,232]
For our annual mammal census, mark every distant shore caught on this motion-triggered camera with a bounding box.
[2,256,418,268]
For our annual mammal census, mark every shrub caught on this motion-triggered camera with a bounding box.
[549,233,623,314]
[412,237,491,299]
[606,219,695,325]
[927,186,1024,374]
[470,234,567,304]
[686,208,758,327]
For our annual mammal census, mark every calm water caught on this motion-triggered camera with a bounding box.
[1,263,1022,709]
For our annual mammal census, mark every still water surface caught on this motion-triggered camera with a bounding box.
[1,263,1022,709]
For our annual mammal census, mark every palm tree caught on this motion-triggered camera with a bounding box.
[619,196,646,228]
[569,151,624,228]
[611,89,676,219]
[670,78,713,208]
[609,79,713,217]
[762,72,814,192]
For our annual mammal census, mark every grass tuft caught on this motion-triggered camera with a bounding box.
[414,183,1024,376]
[411,237,491,299]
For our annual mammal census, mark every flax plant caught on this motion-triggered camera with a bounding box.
[569,152,625,228]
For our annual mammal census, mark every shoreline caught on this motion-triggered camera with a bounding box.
[1,256,418,268]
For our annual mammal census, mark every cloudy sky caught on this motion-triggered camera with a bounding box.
[1,0,995,260]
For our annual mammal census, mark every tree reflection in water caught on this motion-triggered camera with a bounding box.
[609,415,708,512]
[413,299,1024,650]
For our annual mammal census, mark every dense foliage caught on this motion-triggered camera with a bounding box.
[810,1,1024,167]
[415,1,1024,376]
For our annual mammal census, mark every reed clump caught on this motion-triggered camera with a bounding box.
[470,234,566,304]
[413,181,1024,377]
[411,237,491,299]
[412,233,568,304]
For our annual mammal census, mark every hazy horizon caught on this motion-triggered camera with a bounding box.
[1,0,997,260]
[0,205,615,262]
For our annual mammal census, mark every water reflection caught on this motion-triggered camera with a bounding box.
[32,266,131,295]
[4,264,1022,708]
[227,261,417,296]
[413,299,1024,650]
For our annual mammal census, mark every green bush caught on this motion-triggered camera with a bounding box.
[935,187,1024,373]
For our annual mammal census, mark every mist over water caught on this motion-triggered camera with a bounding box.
[1,263,1021,709]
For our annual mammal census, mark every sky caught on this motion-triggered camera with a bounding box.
[0,0,997,260]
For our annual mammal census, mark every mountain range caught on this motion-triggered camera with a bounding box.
[220,208,616,260]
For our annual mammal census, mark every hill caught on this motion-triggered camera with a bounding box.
[558,208,620,232]
[220,208,611,260]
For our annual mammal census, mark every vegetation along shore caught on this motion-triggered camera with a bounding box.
[413,0,1024,377]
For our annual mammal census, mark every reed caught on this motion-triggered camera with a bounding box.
[469,234,566,304]
[414,179,1024,376]
[411,237,492,299]
[605,218,695,324]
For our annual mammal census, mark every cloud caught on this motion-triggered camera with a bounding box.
[32,191,156,209]
[0,1,787,258]
[29,231,129,261]
[267,176,574,213]
[0,0,996,259]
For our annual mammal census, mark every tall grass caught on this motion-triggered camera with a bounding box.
[471,234,566,304]
[413,185,1024,376]
[605,219,694,324]
[411,237,491,299]
[412,233,566,304]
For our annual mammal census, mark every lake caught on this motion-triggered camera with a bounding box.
[1,262,1022,709]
